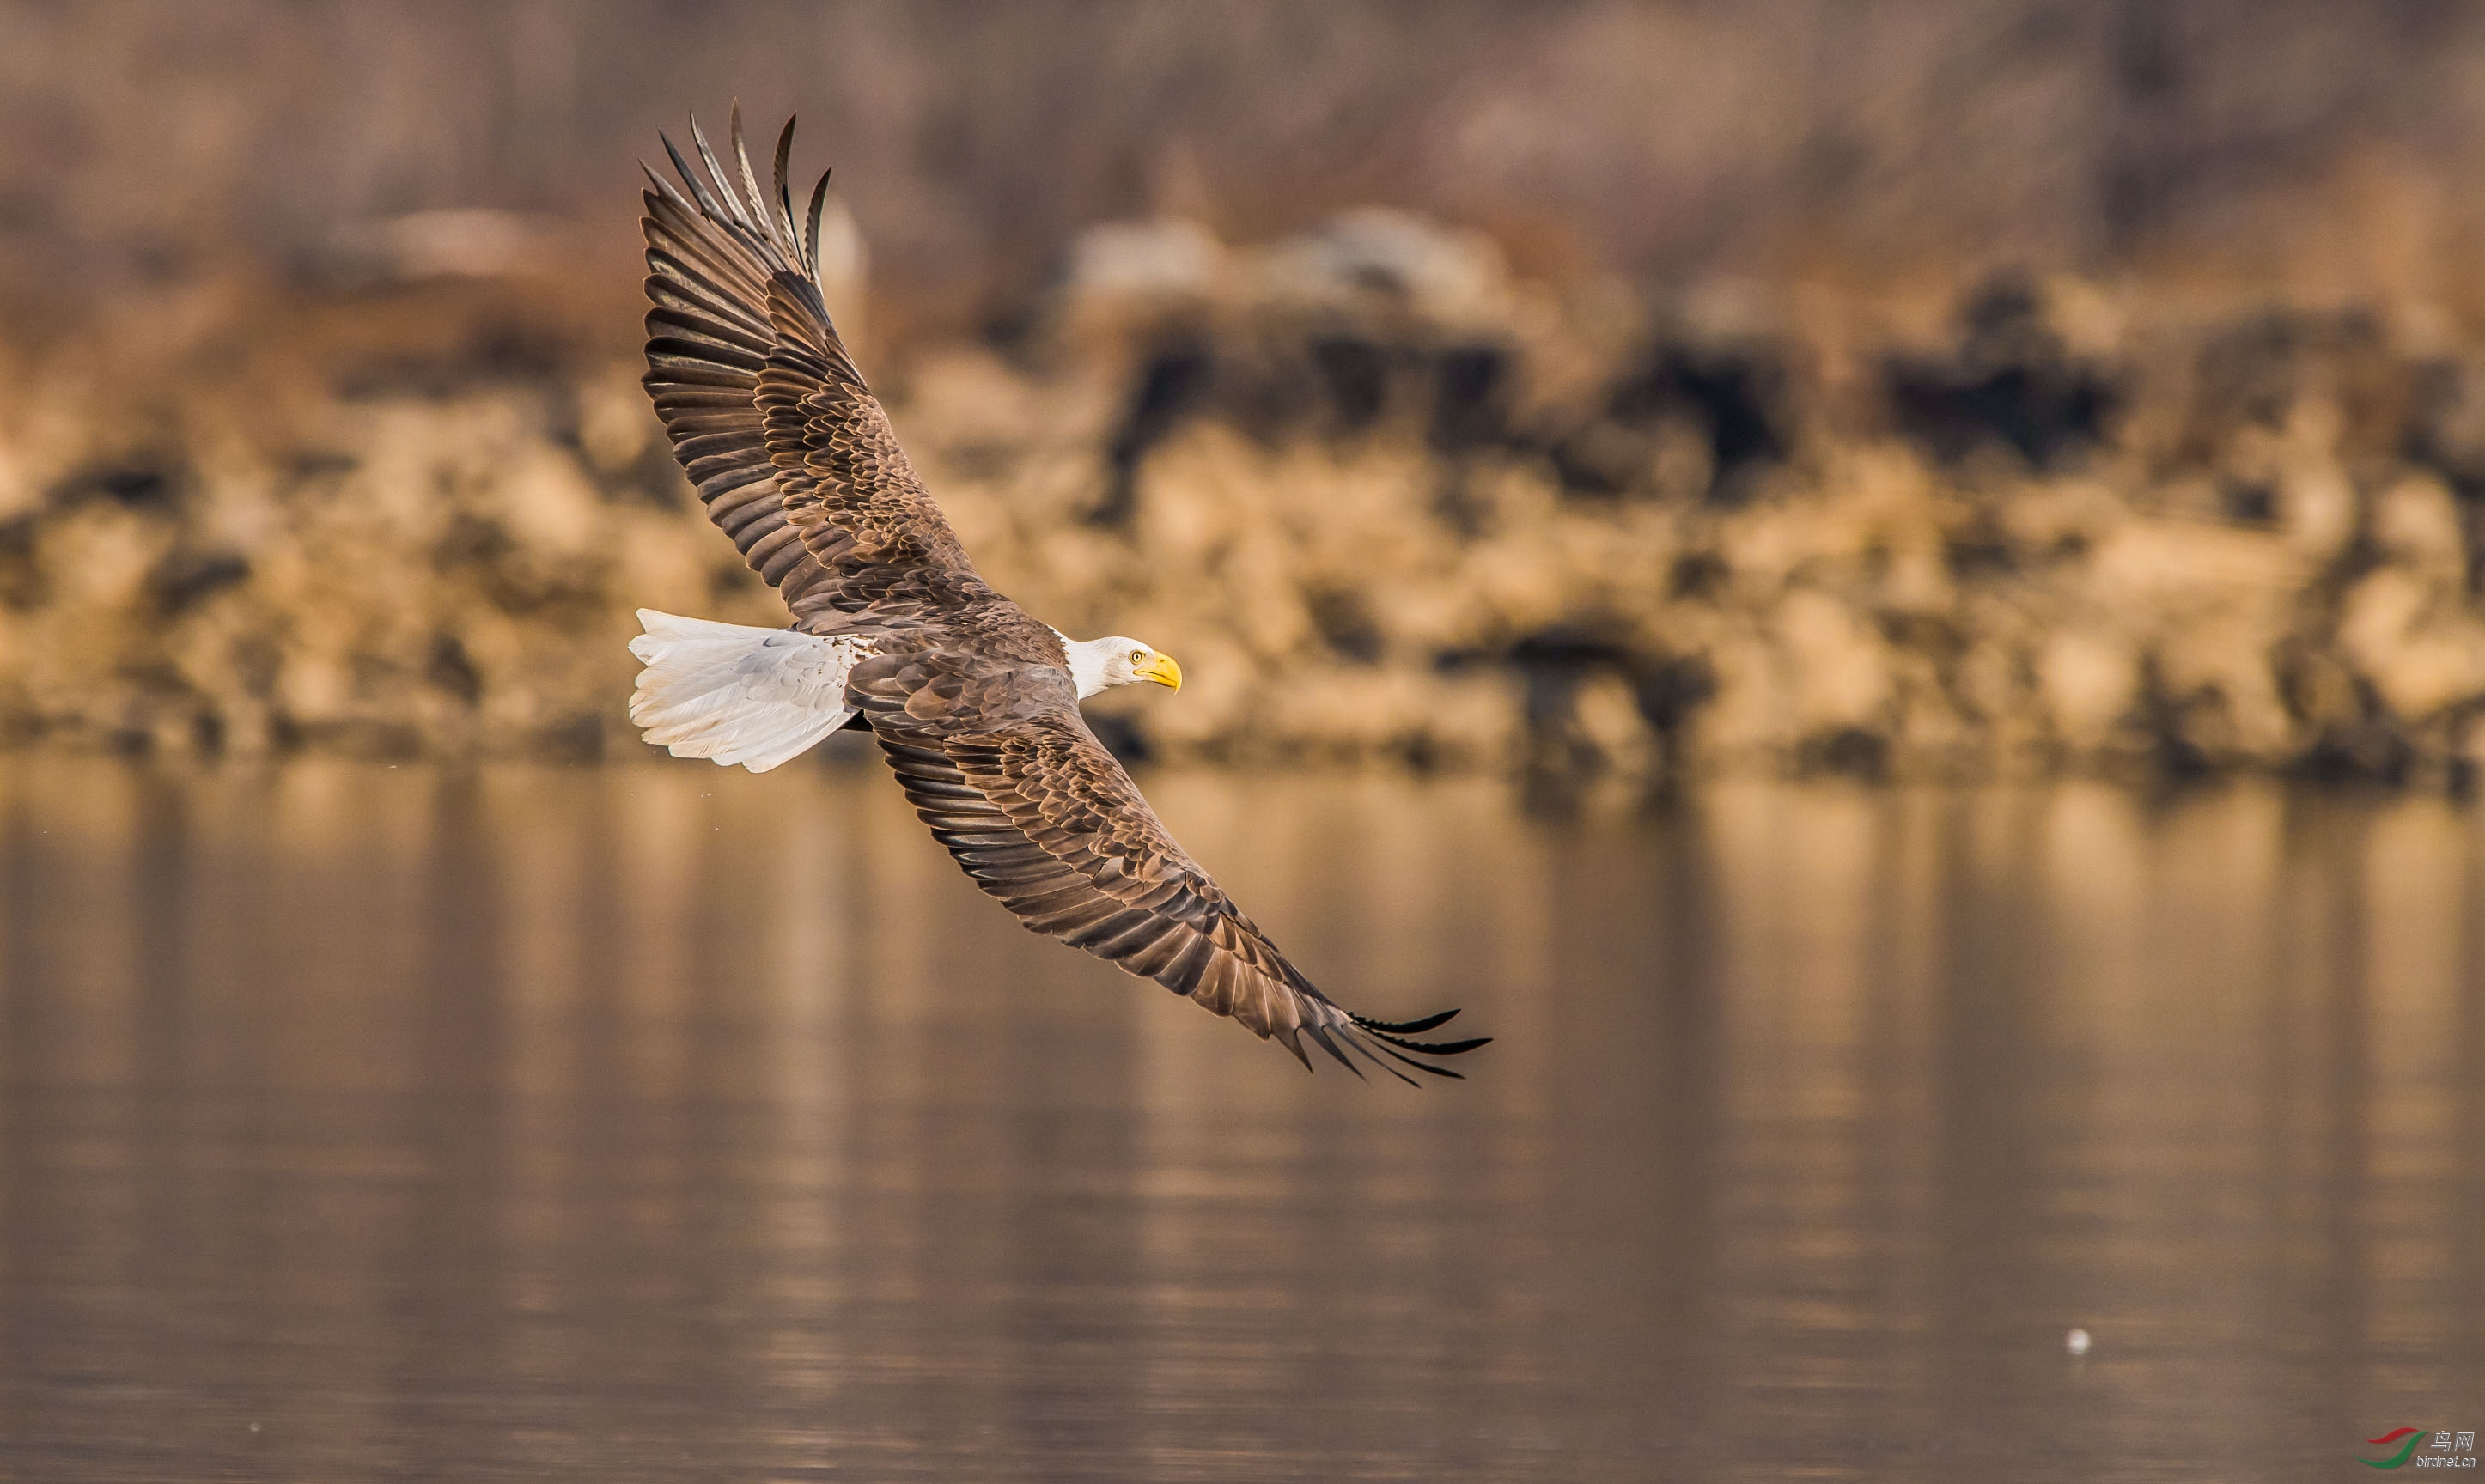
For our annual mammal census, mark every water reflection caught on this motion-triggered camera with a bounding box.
[0,758,2480,1480]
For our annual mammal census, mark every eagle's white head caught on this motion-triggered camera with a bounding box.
[1060,634,1183,700]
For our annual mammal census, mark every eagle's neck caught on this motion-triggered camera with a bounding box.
[1057,632,1117,700]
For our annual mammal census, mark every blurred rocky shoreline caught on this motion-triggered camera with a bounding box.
[9,207,2485,788]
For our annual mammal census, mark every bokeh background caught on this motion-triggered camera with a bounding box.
[5,8,2485,1482]
[15,1,2485,783]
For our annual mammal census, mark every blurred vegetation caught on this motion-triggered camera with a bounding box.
[10,1,2485,784]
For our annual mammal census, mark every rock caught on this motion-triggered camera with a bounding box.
[12,228,2485,787]
[1065,218,1225,303]
[1773,590,1891,738]
[2369,473,2465,580]
[2340,568,2485,721]
[2041,631,2139,751]
[311,210,569,287]
[1256,208,1511,326]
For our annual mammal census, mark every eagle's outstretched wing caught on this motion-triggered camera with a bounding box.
[853,654,1488,1082]
[641,109,979,624]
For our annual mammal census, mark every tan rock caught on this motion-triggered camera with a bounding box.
[2039,630,2139,749]
[2370,473,2466,580]
[2340,568,2485,720]
[1773,590,1891,734]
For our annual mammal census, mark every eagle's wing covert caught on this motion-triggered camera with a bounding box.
[872,702,1486,1081]
[642,108,976,623]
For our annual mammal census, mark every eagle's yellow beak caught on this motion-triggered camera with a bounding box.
[1136,652,1182,691]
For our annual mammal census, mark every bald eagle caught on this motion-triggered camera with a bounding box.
[624,110,1485,1081]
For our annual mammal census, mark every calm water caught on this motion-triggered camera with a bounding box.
[0,756,2480,1481]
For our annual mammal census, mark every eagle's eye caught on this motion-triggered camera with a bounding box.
[1130,648,1148,664]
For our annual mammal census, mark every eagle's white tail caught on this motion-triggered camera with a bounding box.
[627,610,865,773]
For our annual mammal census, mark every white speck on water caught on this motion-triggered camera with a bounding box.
[2065,1327,2091,1356]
